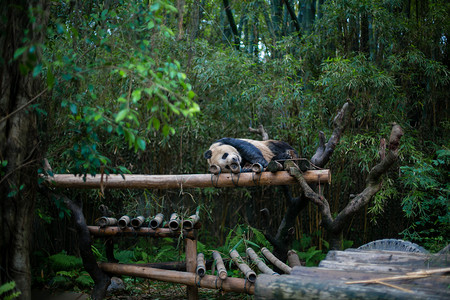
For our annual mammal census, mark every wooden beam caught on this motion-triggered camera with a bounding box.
[255,266,450,300]
[87,226,196,239]
[44,170,330,190]
[98,262,255,294]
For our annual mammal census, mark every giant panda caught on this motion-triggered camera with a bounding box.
[204,138,298,173]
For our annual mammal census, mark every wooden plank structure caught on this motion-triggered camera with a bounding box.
[255,248,450,299]
[48,170,450,299]
[48,169,327,299]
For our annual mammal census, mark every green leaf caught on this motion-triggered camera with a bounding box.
[32,64,42,77]
[152,118,160,130]
[136,138,146,151]
[69,103,77,114]
[150,2,161,11]
[162,124,170,136]
[115,109,128,122]
[13,47,27,60]
[132,90,142,103]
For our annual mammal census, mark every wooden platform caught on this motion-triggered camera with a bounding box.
[255,249,450,299]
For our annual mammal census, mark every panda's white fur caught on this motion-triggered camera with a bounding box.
[204,138,297,173]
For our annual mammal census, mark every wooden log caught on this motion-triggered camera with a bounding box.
[230,250,257,283]
[254,266,449,300]
[261,247,291,274]
[87,226,196,239]
[246,247,278,275]
[196,253,206,277]
[98,263,255,294]
[185,238,198,300]
[319,249,447,272]
[212,251,227,280]
[44,170,330,189]
[287,250,301,267]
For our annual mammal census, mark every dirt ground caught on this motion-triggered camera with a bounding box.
[32,282,252,300]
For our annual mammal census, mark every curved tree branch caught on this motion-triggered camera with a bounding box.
[311,100,355,168]
[288,123,404,249]
[60,194,110,300]
[332,124,403,230]
[249,124,269,141]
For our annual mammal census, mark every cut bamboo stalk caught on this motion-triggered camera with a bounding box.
[287,250,302,267]
[183,214,200,231]
[261,247,292,274]
[149,213,164,229]
[118,216,130,230]
[230,249,257,283]
[98,262,254,294]
[44,170,331,189]
[246,247,278,275]
[87,226,195,239]
[131,216,145,229]
[212,251,227,280]
[196,253,206,277]
[96,217,117,228]
[169,213,180,231]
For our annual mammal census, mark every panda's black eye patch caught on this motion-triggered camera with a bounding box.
[222,153,229,159]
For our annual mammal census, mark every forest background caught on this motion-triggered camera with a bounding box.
[1,0,449,298]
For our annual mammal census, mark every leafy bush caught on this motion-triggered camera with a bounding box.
[0,282,21,300]
[49,251,83,271]
[400,149,450,252]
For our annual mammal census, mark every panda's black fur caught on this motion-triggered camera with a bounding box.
[204,138,298,172]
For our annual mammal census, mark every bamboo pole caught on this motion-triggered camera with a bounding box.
[131,216,145,229]
[196,253,206,277]
[118,216,130,230]
[261,247,292,274]
[96,217,117,227]
[287,250,302,267]
[44,170,330,189]
[183,214,200,231]
[230,250,257,283]
[149,213,164,229]
[169,213,180,231]
[212,251,228,280]
[98,262,255,294]
[87,226,195,239]
[246,247,278,275]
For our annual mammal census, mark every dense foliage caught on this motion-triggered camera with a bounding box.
[35,0,448,254]
[2,0,448,296]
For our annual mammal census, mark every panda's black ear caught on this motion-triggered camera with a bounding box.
[204,150,212,159]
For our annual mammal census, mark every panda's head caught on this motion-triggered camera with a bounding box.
[204,143,242,173]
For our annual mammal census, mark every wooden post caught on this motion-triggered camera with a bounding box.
[185,237,198,300]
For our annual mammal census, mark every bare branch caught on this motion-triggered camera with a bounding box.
[332,124,403,230]
[249,124,269,141]
[311,100,355,167]
[285,161,334,228]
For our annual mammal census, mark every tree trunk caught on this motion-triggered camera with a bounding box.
[223,0,240,50]
[0,2,48,299]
